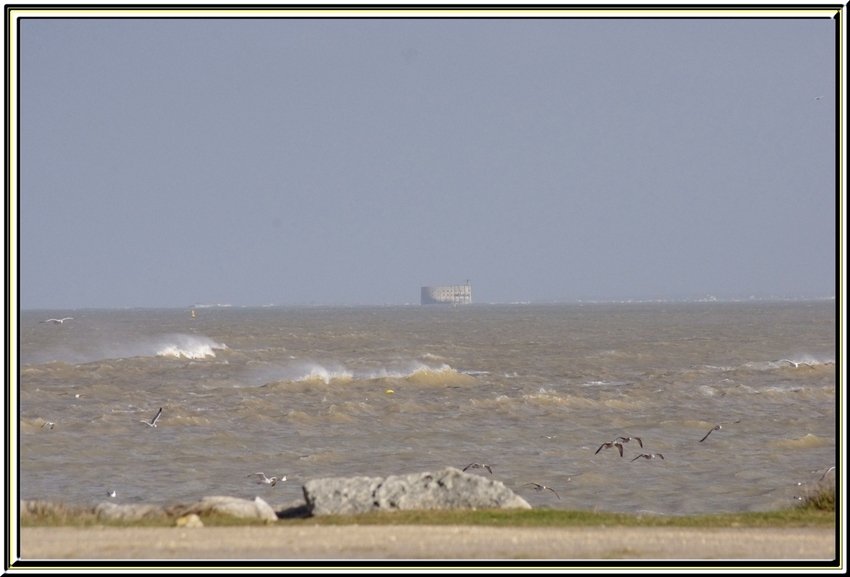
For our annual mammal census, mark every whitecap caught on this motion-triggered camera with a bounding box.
[296,366,353,385]
[155,334,228,359]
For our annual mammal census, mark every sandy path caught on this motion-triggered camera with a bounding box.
[18,525,835,561]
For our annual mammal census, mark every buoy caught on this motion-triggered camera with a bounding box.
[385,389,394,394]
[191,310,195,317]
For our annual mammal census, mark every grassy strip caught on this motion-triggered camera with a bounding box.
[297,507,835,528]
[20,486,836,529]
[21,506,835,530]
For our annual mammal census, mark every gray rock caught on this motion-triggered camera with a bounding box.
[304,466,531,516]
[168,495,278,522]
[94,502,168,521]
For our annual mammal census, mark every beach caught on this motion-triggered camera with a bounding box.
[19,525,836,561]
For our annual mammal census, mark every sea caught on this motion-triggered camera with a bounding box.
[16,300,837,516]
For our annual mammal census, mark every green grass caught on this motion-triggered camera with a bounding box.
[20,500,835,530]
[798,484,836,512]
[295,506,834,528]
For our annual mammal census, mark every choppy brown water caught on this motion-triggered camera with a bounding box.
[16,301,836,515]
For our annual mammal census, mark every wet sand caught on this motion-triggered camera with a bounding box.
[19,525,836,561]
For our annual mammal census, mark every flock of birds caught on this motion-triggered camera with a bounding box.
[454,427,718,502]
[457,421,834,504]
[40,404,834,504]
[35,321,833,506]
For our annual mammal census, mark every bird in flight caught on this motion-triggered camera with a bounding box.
[140,407,162,427]
[107,490,116,498]
[819,466,836,482]
[699,424,722,442]
[463,463,493,474]
[617,436,643,448]
[40,317,73,324]
[595,440,624,457]
[524,482,560,500]
[248,472,282,486]
[631,453,664,462]
[775,359,814,369]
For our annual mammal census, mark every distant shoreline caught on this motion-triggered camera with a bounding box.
[18,296,839,312]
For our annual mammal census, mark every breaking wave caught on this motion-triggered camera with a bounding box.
[262,361,475,388]
[295,366,354,385]
[368,362,476,386]
[155,334,228,359]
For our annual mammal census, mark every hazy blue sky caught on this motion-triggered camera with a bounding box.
[19,15,837,308]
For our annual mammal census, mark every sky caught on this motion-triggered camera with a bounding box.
[17,13,839,309]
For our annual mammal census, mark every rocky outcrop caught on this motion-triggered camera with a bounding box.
[303,466,531,516]
[23,468,531,522]
[94,502,168,521]
[166,496,278,522]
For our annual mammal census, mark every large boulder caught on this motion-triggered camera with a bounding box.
[167,496,278,522]
[303,466,531,516]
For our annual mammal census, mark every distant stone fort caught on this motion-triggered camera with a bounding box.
[421,283,472,305]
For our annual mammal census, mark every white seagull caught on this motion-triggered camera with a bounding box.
[107,490,116,498]
[631,453,664,462]
[776,359,814,369]
[463,463,493,474]
[524,482,560,500]
[140,407,162,427]
[41,421,55,429]
[40,317,73,324]
[248,472,282,486]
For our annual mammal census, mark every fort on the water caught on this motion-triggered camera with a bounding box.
[420,283,472,305]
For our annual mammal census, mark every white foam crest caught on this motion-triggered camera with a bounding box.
[579,380,626,387]
[411,363,454,376]
[296,365,353,385]
[366,362,453,380]
[155,334,228,359]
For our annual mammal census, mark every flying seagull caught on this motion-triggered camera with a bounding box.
[41,421,55,429]
[248,472,282,486]
[595,440,624,457]
[631,453,664,462]
[819,466,836,482]
[699,424,722,442]
[463,463,493,474]
[107,490,116,498]
[140,407,162,427]
[776,359,814,369]
[524,482,560,500]
[617,436,643,448]
[40,317,73,324]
